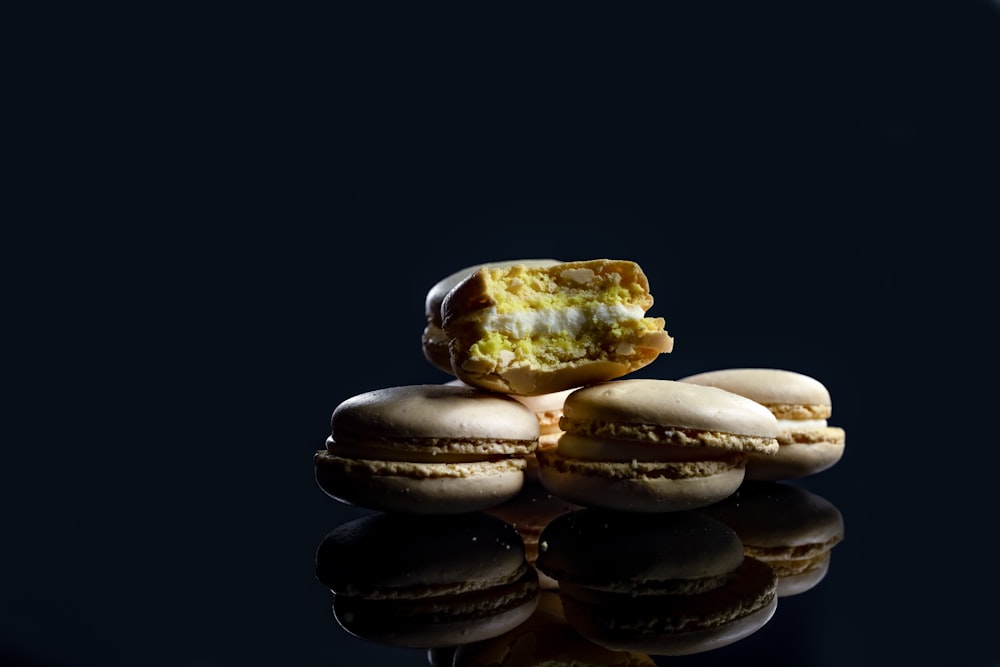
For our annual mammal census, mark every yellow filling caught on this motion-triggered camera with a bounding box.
[464,265,661,370]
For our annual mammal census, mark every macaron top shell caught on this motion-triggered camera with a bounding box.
[316,512,529,595]
[678,368,833,420]
[699,481,845,551]
[536,510,746,592]
[512,387,576,435]
[331,384,540,451]
[560,379,779,441]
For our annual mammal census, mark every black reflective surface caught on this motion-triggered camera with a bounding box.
[313,482,840,665]
[7,3,997,666]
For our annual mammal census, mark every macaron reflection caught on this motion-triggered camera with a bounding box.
[451,590,657,666]
[315,511,541,649]
[698,481,846,596]
[484,480,582,590]
[535,509,778,656]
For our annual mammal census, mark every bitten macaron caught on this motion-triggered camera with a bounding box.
[678,368,846,480]
[422,258,561,376]
[537,379,779,512]
[441,259,674,396]
[699,481,845,596]
[315,512,541,649]
[314,384,540,514]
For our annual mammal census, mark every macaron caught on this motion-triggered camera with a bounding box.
[314,384,540,514]
[535,509,778,656]
[315,511,541,649]
[422,258,561,376]
[678,368,846,480]
[511,386,576,452]
[452,590,658,666]
[446,378,577,482]
[536,379,779,512]
[699,481,846,596]
[484,480,582,590]
[440,259,674,395]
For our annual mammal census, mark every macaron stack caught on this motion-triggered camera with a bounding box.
[314,384,541,514]
[315,512,541,649]
[315,258,847,513]
[314,257,849,659]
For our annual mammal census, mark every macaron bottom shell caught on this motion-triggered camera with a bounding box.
[535,449,748,512]
[332,566,541,649]
[557,557,778,656]
[315,451,527,514]
[770,552,832,597]
[745,440,845,481]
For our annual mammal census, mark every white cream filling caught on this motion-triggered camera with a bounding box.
[777,418,828,431]
[481,303,645,338]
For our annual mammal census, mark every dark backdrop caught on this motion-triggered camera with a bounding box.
[7,3,998,666]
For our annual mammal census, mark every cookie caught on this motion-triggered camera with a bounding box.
[422,259,561,375]
[315,384,539,513]
[441,259,674,395]
[537,379,778,512]
[315,512,540,648]
[678,368,846,480]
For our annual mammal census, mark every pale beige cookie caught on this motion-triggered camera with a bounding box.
[536,379,778,512]
[315,384,540,514]
[445,378,576,481]
[678,368,846,480]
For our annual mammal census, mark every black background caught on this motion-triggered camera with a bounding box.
[6,3,998,666]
